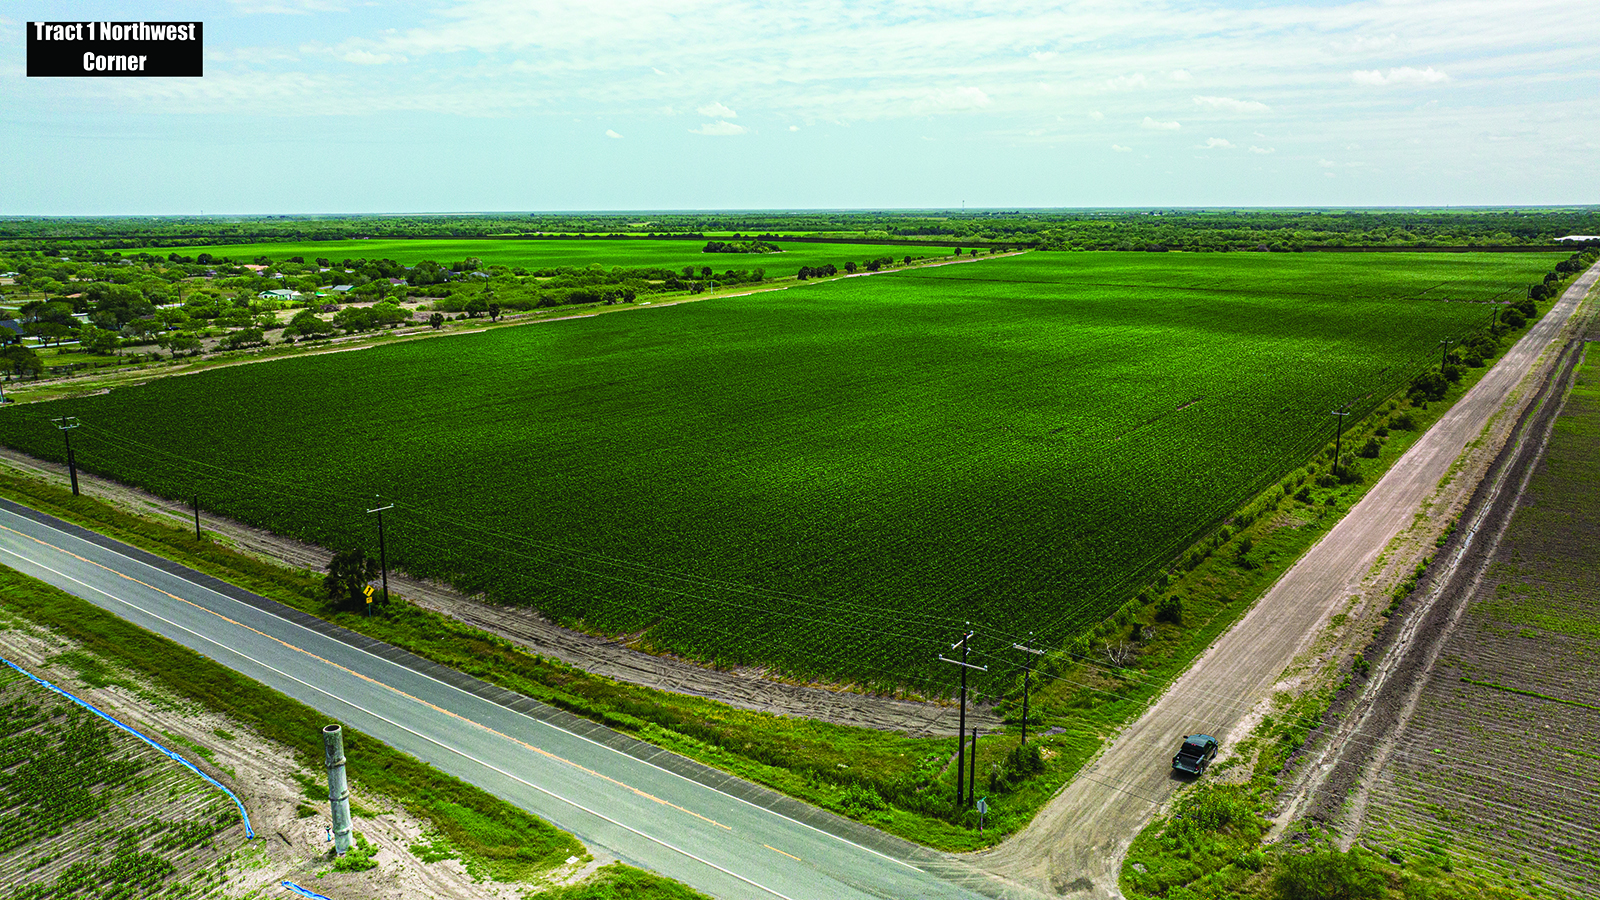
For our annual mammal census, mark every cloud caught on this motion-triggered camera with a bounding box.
[1029,51,1057,62]
[1199,137,1234,149]
[1352,66,1449,85]
[1249,145,1274,154]
[1319,158,1338,167]
[1192,95,1270,114]
[1331,33,1401,54]
[788,125,799,131]
[1105,73,1148,90]
[230,0,346,13]
[1111,144,1132,152]
[697,102,737,118]
[1169,69,1193,82]
[909,86,991,115]
[1088,110,1104,120]
[605,129,622,139]
[690,120,746,135]
[1142,117,1180,130]
[340,49,403,65]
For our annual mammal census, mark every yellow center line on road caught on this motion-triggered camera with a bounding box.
[765,844,802,862]
[0,521,732,833]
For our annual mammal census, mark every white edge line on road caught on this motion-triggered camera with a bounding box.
[0,506,927,874]
[0,542,803,900]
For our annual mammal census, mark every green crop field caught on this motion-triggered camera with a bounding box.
[141,237,933,274]
[0,251,1559,692]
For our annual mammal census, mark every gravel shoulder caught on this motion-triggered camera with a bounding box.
[976,262,1600,898]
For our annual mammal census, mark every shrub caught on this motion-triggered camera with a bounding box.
[840,782,887,815]
[1389,411,1417,431]
[1408,371,1449,403]
[1271,847,1385,900]
[988,741,1046,793]
[1155,595,1184,626]
[1357,437,1381,459]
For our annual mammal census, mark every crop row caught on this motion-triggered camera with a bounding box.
[0,252,1561,690]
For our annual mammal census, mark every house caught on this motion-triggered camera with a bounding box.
[258,288,301,301]
[330,285,355,293]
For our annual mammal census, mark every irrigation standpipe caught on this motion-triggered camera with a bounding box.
[323,724,353,856]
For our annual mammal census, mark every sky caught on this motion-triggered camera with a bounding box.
[1,0,1596,215]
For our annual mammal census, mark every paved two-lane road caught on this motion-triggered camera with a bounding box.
[0,500,1034,900]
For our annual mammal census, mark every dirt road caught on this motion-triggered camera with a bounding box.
[978,262,1600,897]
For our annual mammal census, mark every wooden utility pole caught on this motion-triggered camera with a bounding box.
[51,417,80,496]
[366,497,394,609]
[939,625,986,807]
[1013,634,1044,745]
[1330,409,1350,480]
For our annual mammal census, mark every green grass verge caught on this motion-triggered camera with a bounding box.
[540,862,715,900]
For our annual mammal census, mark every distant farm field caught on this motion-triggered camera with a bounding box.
[142,237,930,274]
[0,252,1559,689]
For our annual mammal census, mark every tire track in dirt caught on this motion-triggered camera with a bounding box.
[1288,322,1593,844]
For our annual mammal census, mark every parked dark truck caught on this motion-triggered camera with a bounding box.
[1172,734,1219,775]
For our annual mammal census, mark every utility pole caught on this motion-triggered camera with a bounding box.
[939,625,986,807]
[968,727,979,805]
[193,495,201,540]
[51,417,80,496]
[1330,409,1350,480]
[1438,338,1455,369]
[1013,634,1044,745]
[366,497,393,609]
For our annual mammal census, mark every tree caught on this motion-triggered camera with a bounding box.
[77,323,120,356]
[157,332,202,357]
[0,345,42,380]
[463,297,489,318]
[700,266,713,279]
[428,312,445,329]
[220,327,265,350]
[333,305,376,333]
[286,308,333,337]
[488,303,502,322]
[325,548,379,612]
[844,261,858,274]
